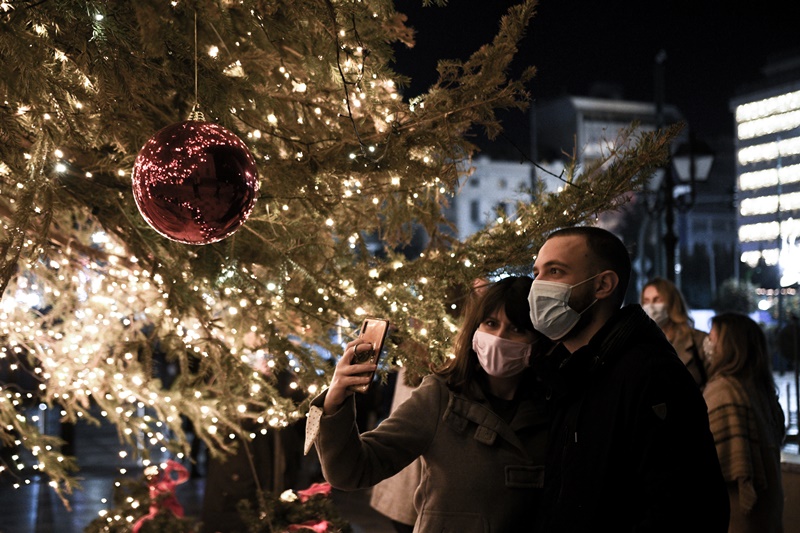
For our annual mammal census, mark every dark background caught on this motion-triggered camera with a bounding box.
[392,0,800,144]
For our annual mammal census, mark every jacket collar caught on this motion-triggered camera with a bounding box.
[540,304,666,392]
[442,382,546,454]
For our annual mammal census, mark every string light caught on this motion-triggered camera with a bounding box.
[0,1,650,515]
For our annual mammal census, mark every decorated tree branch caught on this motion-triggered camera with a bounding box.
[0,0,677,508]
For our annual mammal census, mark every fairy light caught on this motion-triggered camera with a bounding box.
[0,0,532,506]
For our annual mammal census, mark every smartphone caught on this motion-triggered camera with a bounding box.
[347,318,390,394]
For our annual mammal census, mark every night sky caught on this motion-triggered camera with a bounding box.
[391,0,800,145]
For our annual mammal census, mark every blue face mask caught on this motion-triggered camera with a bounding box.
[527,274,599,340]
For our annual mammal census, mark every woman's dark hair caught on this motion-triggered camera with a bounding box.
[435,276,537,391]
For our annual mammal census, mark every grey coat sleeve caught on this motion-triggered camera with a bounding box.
[312,375,443,490]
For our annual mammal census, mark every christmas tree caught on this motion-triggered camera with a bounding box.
[0,0,676,507]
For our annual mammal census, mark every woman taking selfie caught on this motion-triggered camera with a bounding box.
[306,276,550,532]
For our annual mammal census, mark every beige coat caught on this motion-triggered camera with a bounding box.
[310,374,548,532]
[669,326,708,388]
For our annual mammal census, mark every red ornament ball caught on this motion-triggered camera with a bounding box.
[132,120,259,245]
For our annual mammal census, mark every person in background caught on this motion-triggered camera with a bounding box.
[200,368,307,533]
[368,366,422,533]
[641,276,709,388]
[529,225,729,532]
[703,312,785,533]
[777,312,800,374]
[307,276,550,532]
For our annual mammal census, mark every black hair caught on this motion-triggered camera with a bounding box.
[547,226,631,305]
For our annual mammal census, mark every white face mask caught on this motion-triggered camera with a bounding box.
[642,302,669,326]
[472,330,532,378]
[528,275,599,340]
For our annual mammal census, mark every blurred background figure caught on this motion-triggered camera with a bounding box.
[369,366,423,533]
[641,277,709,389]
[777,313,800,375]
[703,312,786,533]
[200,367,308,533]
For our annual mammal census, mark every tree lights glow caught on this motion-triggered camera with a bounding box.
[0,0,673,518]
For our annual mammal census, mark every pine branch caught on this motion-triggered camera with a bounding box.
[0,0,676,500]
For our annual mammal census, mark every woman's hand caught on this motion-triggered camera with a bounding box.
[323,339,377,415]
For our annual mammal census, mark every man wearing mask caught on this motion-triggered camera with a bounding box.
[528,226,729,532]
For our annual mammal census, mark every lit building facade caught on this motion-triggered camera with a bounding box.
[732,81,800,287]
[532,96,682,174]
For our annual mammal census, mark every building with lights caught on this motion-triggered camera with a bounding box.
[731,60,800,289]
[531,95,682,173]
[531,95,738,306]
[732,58,800,519]
[444,95,739,307]
[445,155,534,240]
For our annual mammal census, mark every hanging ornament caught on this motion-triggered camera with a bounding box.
[131,108,259,245]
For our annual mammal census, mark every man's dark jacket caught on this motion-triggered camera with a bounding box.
[534,304,729,532]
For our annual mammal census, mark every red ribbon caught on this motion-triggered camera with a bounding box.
[296,482,332,503]
[132,460,190,533]
[285,519,331,532]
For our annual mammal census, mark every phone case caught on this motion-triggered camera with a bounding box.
[347,318,390,394]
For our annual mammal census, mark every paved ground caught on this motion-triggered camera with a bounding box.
[3,371,799,533]
[0,407,395,533]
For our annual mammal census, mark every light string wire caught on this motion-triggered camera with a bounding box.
[194,10,199,109]
[190,10,203,120]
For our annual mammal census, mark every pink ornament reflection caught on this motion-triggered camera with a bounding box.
[132,120,259,245]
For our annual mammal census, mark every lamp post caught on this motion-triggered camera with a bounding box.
[653,50,678,282]
[671,134,715,286]
[654,50,714,283]
[662,161,679,282]
[672,135,715,209]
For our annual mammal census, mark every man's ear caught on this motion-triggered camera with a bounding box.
[595,270,619,300]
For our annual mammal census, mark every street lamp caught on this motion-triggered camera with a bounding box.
[671,136,715,284]
[661,135,715,283]
[672,136,715,207]
[652,49,714,283]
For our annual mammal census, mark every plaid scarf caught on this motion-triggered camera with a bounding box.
[703,375,782,511]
